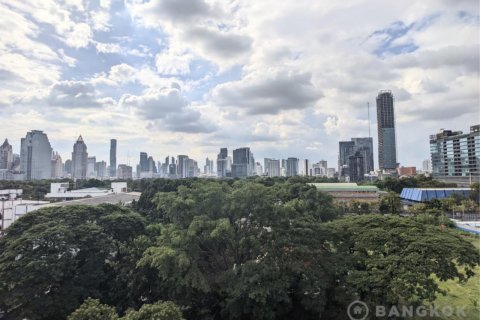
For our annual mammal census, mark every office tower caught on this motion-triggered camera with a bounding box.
[96,161,107,178]
[422,159,432,173]
[139,152,148,172]
[51,152,64,179]
[117,164,133,179]
[319,160,328,172]
[87,156,97,178]
[264,158,281,177]
[186,158,199,177]
[286,157,299,177]
[338,141,355,177]
[255,162,263,176]
[232,148,253,178]
[65,160,72,175]
[376,90,397,170]
[351,138,374,173]
[302,159,310,176]
[338,138,374,179]
[72,135,88,180]
[430,125,479,177]
[110,139,117,178]
[177,155,189,178]
[348,151,365,182]
[0,139,13,170]
[204,157,214,175]
[148,156,157,173]
[327,168,336,178]
[217,148,231,177]
[20,130,53,180]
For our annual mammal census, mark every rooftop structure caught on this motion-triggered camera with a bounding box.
[400,188,471,202]
[309,183,380,201]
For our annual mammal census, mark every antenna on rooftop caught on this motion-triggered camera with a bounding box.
[367,102,371,138]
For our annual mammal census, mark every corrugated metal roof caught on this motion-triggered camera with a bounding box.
[400,188,471,202]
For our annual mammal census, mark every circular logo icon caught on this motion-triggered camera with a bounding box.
[347,300,369,320]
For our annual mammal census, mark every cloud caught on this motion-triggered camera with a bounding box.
[120,87,188,119]
[46,81,102,108]
[213,71,322,115]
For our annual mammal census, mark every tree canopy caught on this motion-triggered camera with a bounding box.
[0,178,477,320]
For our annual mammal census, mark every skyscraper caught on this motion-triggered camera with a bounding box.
[338,138,374,179]
[110,139,117,178]
[72,135,88,180]
[0,139,13,170]
[139,152,148,172]
[96,161,107,178]
[232,148,254,178]
[348,151,365,182]
[20,130,53,180]
[51,152,64,179]
[117,164,133,179]
[217,148,231,177]
[286,157,299,177]
[376,90,397,170]
[177,155,189,178]
[264,158,281,177]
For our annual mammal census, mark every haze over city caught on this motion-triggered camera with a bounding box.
[0,0,479,168]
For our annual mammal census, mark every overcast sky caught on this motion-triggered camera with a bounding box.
[0,0,478,169]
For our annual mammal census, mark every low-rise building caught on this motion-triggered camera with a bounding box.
[309,183,380,202]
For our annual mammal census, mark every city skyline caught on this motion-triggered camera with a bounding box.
[0,1,478,169]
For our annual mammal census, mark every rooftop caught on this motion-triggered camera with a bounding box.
[47,192,141,207]
[309,183,379,192]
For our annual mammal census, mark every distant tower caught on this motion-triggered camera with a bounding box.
[0,139,13,170]
[72,135,88,180]
[376,90,397,170]
[20,130,53,180]
[110,139,117,178]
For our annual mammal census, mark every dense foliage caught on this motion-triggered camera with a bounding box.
[0,178,478,320]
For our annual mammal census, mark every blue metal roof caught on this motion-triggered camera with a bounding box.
[400,188,471,202]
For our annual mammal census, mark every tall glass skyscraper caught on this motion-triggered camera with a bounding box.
[110,139,117,178]
[20,130,53,180]
[72,135,88,180]
[376,90,397,170]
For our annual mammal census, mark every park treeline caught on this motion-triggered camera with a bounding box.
[0,178,478,320]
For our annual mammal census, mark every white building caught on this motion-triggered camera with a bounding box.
[72,135,88,180]
[0,139,13,170]
[45,182,128,199]
[51,152,64,179]
[20,130,53,180]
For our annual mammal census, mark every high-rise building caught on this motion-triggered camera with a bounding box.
[96,161,107,178]
[64,159,72,176]
[264,158,281,177]
[117,164,133,179]
[0,139,13,170]
[186,158,199,177]
[286,157,299,177]
[430,125,479,177]
[255,162,263,176]
[232,148,254,178]
[51,152,64,179]
[348,151,365,182]
[177,155,189,178]
[20,130,53,180]
[147,156,157,173]
[110,139,117,178]
[422,159,432,173]
[72,135,88,180]
[217,148,231,177]
[376,90,397,170]
[338,138,374,179]
[338,141,355,177]
[204,157,214,175]
[139,152,148,172]
[87,156,97,178]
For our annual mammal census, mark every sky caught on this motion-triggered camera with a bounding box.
[0,0,479,170]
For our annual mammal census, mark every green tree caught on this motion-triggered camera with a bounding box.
[378,191,401,214]
[67,298,118,320]
[0,205,145,320]
[328,215,479,310]
[122,301,184,320]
